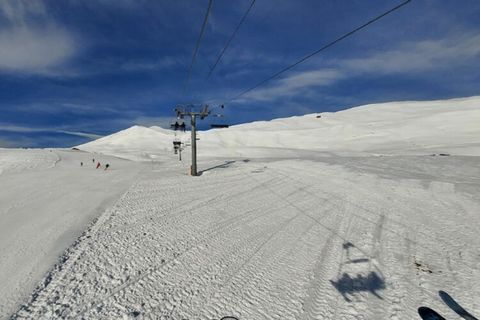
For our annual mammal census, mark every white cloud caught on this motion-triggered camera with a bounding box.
[13,102,137,117]
[340,33,480,74]
[0,27,76,73]
[0,124,102,139]
[235,33,480,103]
[0,0,77,75]
[241,68,344,102]
[119,56,183,72]
[59,130,102,139]
[0,0,47,24]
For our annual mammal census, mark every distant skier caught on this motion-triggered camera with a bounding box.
[96,162,101,169]
[92,158,95,163]
[81,162,83,166]
[105,164,110,170]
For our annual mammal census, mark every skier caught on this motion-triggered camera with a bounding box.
[96,162,101,169]
[80,162,83,166]
[105,164,110,170]
[92,158,95,163]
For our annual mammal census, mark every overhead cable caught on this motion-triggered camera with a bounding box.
[184,0,214,93]
[207,0,256,79]
[223,0,412,104]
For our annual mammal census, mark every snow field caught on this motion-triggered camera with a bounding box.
[0,148,59,175]
[13,156,480,319]
[0,149,144,319]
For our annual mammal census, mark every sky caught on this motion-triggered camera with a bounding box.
[0,0,479,148]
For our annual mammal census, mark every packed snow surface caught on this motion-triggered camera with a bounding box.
[0,149,59,175]
[1,96,480,319]
[0,149,142,318]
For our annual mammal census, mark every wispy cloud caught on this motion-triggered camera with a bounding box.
[0,0,78,75]
[220,48,285,68]
[59,131,103,139]
[0,124,102,139]
[234,32,480,103]
[119,56,185,72]
[16,102,129,116]
[340,33,480,74]
[240,68,344,102]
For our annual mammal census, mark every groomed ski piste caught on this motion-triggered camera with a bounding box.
[1,96,480,319]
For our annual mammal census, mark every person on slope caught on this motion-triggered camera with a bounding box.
[96,162,101,169]
[105,164,110,171]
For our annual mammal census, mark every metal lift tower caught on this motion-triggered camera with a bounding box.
[175,105,210,176]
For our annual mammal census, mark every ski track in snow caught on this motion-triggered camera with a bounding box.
[10,154,480,319]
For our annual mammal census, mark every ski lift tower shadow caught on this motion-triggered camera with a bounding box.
[199,160,236,175]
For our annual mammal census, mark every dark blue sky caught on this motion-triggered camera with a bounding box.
[0,0,479,147]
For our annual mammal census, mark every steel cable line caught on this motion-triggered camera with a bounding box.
[184,0,214,94]
[207,0,256,79]
[221,0,412,105]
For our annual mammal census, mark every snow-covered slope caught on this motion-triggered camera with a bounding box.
[13,154,480,319]
[78,125,193,161]
[78,96,480,159]
[0,149,59,175]
[0,150,143,318]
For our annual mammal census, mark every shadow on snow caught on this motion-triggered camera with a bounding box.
[200,160,236,174]
[331,241,386,302]
[330,271,386,302]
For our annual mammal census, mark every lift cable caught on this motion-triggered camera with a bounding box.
[207,0,256,79]
[184,0,214,94]
[221,0,412,105]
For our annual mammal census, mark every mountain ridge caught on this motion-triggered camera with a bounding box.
[77,96,480,160]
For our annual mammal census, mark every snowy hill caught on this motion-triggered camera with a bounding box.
[78,96,480,159]
[77,125,188,161]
